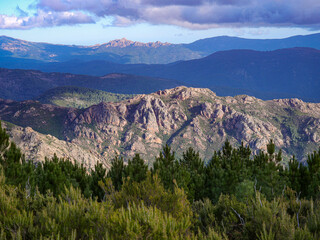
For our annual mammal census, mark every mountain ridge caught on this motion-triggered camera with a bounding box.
[0,68,182,101]
[3,47,316,102]
[1,86,319,166]
[94,38,171,48]
[1,33,320,64]
[0,47,319,102]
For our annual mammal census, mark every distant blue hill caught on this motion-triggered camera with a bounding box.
[0,68,182,101]
[1,33,320,64]
[185,33,320,54]
[0,47,319,102]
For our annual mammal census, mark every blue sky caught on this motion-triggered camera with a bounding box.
[0,0,320,45]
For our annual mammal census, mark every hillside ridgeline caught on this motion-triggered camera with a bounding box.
[0,87,319,165]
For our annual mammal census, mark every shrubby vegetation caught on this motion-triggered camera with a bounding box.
[37,86,134,109]
[0,121,320,239]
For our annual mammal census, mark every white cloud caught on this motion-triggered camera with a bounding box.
[0,9,95,29]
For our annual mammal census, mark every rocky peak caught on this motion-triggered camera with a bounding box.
[132,95,182,133]
[100,38,171,48]
[71,102,127,128]
[155,86,215,100]
[272,98,320,117]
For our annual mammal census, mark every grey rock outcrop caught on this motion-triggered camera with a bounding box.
[1,86,320,168]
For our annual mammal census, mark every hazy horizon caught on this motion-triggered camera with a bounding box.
[2,30,320,46]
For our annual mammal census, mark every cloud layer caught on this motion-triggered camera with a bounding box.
[0,9,94,29]
[1,0,320,29]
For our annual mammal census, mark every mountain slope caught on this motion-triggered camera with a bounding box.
[6,47,318,102]
[0,36,200,64]
[139,48,320,101]
[3,121,107,169]
[0,36,127,63]
[1,47,319,101]
[1,87,319,165]
[185,33,320,54]
[0,68,182,101]
[37,86,134,108]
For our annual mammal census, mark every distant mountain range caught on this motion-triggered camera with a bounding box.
[1,47,318,102]
[1,33,320,64]
[0,36,199,64]
[1,34,320,102]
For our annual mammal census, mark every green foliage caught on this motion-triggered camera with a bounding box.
[267,139,276,156]
[103,172,192,221]
[35,155,92,197]
[252,150,287,200]
[245,192,295,240]
[36,187,112,239]
[234,179,255,201]
[37,86,134,109]
[107,202,191,240]
[180,147,206,201]
[152,144,190,193]
[1,120,320,240]
[107,155,125,191]
[205,141,253,202]
[0,121,9,152]
[212,194,247,239]
[124,153,148,183]
[306,149,320,199]
[192,199,216,234]
[90,162,107,200]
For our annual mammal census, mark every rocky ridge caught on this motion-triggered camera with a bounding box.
[1,86,319,168]
[96,38,171,48]
[3,122,108,169]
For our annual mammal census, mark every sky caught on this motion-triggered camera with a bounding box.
[0,0,320,45]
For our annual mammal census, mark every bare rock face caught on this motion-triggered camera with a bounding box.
[99,38,171,48]
[1,86,320,167]
[4,123,108,170]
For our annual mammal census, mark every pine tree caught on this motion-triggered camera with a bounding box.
[107,155,125,191]
[90,162,107,200]
[0,121,9,153]
[152,144,177,190]
[306,149,320,198]
[152,144,190,192]
[124,153,148,183]
[180,147,206,201]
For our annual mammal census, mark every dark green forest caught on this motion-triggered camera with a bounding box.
[1,121,320,239]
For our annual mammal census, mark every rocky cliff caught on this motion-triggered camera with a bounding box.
[1,87,319,168]
[3,122,107,169]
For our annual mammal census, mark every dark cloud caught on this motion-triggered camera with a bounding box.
[2,0,320,29]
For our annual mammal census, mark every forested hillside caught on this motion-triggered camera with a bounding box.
[1,121,320,239]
